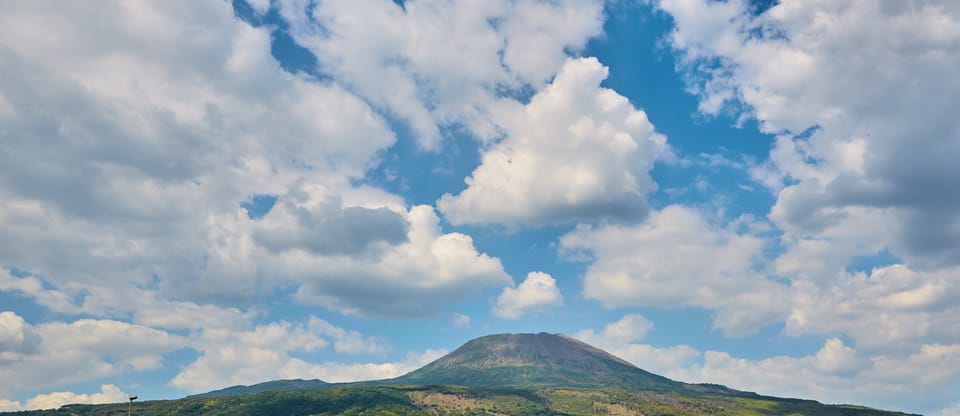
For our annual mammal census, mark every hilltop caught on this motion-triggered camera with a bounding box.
[193,378,330,398]
[392,332,680,390]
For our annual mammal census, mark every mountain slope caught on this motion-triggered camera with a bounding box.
[154,332,916,416]
[392,332,680,390]
[190,378,330,398]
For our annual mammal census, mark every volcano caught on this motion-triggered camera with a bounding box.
[392,332,681,390]
[181,332,915,416]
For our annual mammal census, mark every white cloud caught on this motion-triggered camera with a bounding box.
[939,403,960,416]
[132,300,257,332]
[0,0,519,332]
[0,306,415,396]
[675,340,960,414]
[659,0,960,267]
[246,182,514,318]
[786,264,960,353]
[246,0,272,15]
[493,272,564,319]
[812,338,871,377]
[277,0,606,148]
[0,307,399,398]
[450,313,471,328]
[0,311,38,359]
[0,269,258,331]
[307,317,388,355]
[0,384,128,412]
[439,57,669,227]
[0,0,398,310]
[658,5,960,390]
[171,316,446,392]
[170,320,328,392]
[574,315,700,377]
[281,349,448,384]
[576,314,654,345]
[561,205,789,337]
[574,314,958,413]
[272,204,512,317]
[254,194,409,257]
[0,312,186,394]
[0,271,77,316]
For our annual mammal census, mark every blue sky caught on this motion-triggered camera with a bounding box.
[1,0,959,414]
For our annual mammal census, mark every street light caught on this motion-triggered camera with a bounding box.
[128,395,137,416]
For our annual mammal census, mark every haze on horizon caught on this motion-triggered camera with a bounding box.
[0,1,958,415]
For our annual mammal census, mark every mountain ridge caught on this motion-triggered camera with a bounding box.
[170,332,916,416]
[191,378,330,398]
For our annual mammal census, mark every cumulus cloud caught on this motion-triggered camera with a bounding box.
[0,0,518,329]
[659,0,960,266]
[450,313,471,328]
[561,205,789,337]
[675,340,960,414]
[246,0,272,15]
[0,384,128,412]
[573,314,959,413]
[171,316,445,392]
[170,320,329,392]
[439,57,669,227]
[0,304,403,398]
[939,403,960,416]
[295,349,448,384]
[551,11,960,399]
[655,10,960,406]
[0,312,186,394]
[0,308,412,396]
[254,195,409,257]
[278,205,512,317]
[493,272,564,319]
[576,314,654,345]
[0,311,39,359]
[0,0,398,309]
[786,264,960,353]
[574,315,700,377]
[277,0,606,148]
[308,317,388,355]
[0,269,257,331]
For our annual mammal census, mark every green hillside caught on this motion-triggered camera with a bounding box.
[2,385,916,416]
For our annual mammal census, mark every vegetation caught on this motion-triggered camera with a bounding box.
[1,385,917,416]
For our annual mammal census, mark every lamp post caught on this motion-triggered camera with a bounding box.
[128,395,137,416]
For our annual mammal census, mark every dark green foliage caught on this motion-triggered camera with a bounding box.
[5,387,424,416]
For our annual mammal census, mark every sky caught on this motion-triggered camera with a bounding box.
[0,0,958,414]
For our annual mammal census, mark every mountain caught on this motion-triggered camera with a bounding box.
[190,378,330,398]
[16,385,917,416]
[3,333,918,416]
[392,332,681,390]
